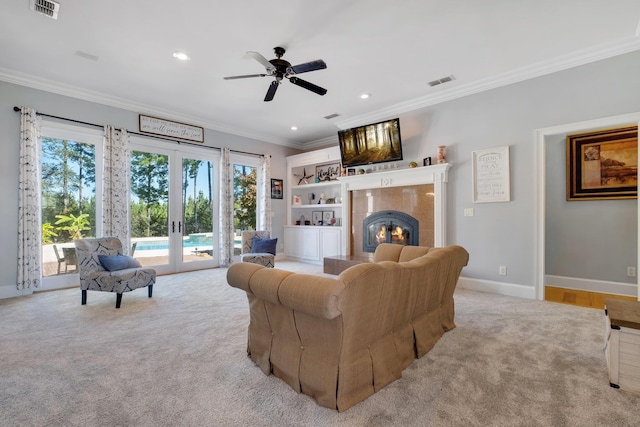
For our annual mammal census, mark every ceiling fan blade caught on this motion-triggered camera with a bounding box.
[264,81,279,102]
[288,59,327,75]
[289,77,327,96]
[223,74,267,80]
[247,51,275,72]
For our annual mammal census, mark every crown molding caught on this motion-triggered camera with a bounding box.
[333,35,640,131]
[301,134,339,150]
[0,67,297,149]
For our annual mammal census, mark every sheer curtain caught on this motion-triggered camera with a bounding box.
[259,155,272,233]
[219,147,234,266]
[103,126,131,252]
[17,107,42,291]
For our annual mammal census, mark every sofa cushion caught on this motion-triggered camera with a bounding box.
[252,237,277,255]
[98,254,142,271]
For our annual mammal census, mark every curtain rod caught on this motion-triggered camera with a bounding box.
[12,106,265,158]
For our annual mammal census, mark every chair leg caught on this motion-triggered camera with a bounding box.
[148,284,153,298]
[115,293,123,309]
[81,289,87,305]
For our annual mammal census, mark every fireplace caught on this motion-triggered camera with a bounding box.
[362,210,419,253]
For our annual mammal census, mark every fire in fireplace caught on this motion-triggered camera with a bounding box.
[362,210,419,253]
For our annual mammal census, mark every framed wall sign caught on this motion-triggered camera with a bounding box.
[566,126,637,200]
[315,162,341,181]
[139,114,204,143]
[472,146,510,203]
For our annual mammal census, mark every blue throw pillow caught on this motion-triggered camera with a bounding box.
[251,237,277,255]
[98,254,142,272]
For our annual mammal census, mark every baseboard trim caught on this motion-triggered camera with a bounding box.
[545,275,637,297]
[0,285,33,300]
[457,276,536,299]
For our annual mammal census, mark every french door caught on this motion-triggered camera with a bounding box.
[130,138,219,274]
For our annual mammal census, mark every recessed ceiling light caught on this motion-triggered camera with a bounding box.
[172,51,190,61]
[360,93,371,99]
[291,126,298,131]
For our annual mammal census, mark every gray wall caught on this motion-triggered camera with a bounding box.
[546,134,637,284]
[393,50,640,292]
[0,81,299,295]
[2,49,640,298]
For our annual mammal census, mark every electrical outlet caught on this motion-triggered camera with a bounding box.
[627,267,636,277]
[464,208,474,217]
[499,266,507,276]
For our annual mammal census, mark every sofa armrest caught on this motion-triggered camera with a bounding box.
[278,274,346,320]
[227,262,265,293]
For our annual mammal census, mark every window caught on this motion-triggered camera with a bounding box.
[40,122,103,281]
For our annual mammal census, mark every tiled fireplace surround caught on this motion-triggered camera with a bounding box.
[338,164,450,257]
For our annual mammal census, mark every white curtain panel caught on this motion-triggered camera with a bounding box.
[103,126,131,252]
[17,107,42,290]
[259,155,272,233]
[219,147,234,266]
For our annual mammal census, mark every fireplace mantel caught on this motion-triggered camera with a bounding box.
[338,163,451,253]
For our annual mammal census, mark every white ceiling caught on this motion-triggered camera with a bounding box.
[1,1,640,149]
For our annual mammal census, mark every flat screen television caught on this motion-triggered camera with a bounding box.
[338,118,403,168]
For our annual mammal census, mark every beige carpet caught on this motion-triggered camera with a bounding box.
[1,261,638,426]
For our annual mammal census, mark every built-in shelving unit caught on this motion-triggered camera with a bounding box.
[285,147,343,263]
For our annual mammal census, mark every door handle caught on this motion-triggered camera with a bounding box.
[178,221,182,233]
[172,221,175,233]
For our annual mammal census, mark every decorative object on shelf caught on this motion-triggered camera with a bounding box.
[347,168,356,176]
[357,168,365,175]
[408,161,418,168]
[326,198,336,204]
[566,126,637,201]
[335,217,342,226]
[319,192,327,204]
[293,194,302,205]
[472,146,510,203]
[295,168,314,185]
[139,114,204,143]
[323,211,334,224]
[270,178,283,199]
[315,162,341,181]
[312,211,323,226]
[335,192,342,203]
[437,145,446,164]
[299,215,306,224]
[308,192,315,204]
[423,157,432,166]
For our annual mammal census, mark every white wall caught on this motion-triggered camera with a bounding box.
[0,81,300,298]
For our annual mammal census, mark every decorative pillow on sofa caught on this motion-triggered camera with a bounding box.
[98,255,142,272]
[251,237,277,255]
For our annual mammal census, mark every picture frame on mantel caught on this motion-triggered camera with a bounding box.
[566,126,637,201]
[472,146,510,203]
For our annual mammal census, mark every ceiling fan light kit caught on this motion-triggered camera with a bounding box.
[224,47,327,102]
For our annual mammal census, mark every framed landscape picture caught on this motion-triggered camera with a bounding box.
[566,126,638,200]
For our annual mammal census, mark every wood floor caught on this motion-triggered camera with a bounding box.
[545,286,637,309]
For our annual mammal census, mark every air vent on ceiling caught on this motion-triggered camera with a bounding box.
[30,0,60,20]
[428,75,455,87]
[324,113,341,120]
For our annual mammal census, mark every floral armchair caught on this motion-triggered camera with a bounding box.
[240,230,276,268]
[74,237,156,308]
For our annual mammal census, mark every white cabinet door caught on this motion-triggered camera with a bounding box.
[284,227,300,258]
[300,228,320,260]
[321,228,341,258]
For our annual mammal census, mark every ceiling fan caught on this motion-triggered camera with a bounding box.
[223,47,327,102]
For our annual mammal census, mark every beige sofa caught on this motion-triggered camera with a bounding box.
[226,243,469,411]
